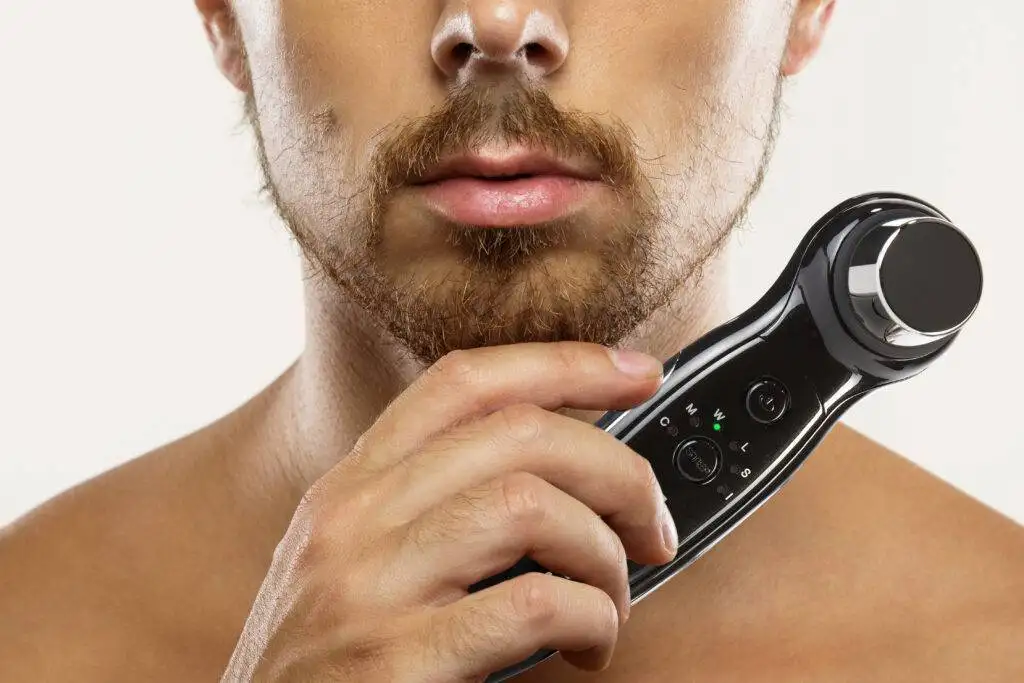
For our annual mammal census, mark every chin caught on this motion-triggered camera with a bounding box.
[358,239,662,363]
[302,190,673,363]
[383,243,601,304]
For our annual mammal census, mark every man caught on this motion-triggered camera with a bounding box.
[1,0,1021,680]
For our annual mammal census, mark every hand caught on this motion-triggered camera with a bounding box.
[221,342,679,682]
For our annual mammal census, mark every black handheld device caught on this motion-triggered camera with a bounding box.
[477,192,985,682]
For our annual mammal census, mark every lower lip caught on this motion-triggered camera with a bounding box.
[413,176,598,227]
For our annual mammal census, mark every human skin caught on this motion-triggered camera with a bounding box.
[0,1,1022,681]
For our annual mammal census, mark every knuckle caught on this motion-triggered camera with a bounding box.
[509,573,560,627]
[300,481,376,537]
[497,403,545,445]
[496,472,546,529]
[431,349,482,388]
[291,488,384,579]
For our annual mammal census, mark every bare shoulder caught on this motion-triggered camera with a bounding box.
[0,425,269,682]
[719,425,1024,682]
[811,425,1024,679]
[825,424,1024,548]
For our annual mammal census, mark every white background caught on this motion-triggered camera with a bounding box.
[0,1,1021,526]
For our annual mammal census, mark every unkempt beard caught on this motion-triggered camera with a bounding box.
[243,76,781,365]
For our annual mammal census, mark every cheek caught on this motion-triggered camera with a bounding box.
[562,0,789,193]
[238,0,443,193]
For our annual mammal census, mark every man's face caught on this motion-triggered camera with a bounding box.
[215,0,823,365]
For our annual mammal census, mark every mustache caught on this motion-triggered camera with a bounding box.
[366,78,647,205]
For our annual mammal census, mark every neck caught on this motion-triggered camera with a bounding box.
[265,249,732,499]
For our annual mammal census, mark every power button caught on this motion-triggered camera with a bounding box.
[746,379,790,424]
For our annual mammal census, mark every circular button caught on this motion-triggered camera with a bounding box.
[746,379,790,424]
[842,217,983,349]
[879,220,983,336]
[673,437,722,484]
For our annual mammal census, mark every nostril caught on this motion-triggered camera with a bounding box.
[451,42,475,66]
[520,41,562,71]
[431,12,569,78]
[523,43,545,59]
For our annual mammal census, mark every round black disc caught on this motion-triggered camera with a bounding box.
[880,220,983,334]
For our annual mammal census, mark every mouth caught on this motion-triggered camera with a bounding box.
[408,147,606,227]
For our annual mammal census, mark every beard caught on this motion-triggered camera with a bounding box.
[242,75,782,366]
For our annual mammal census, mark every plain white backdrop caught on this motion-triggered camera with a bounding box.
[0,1,1021,526]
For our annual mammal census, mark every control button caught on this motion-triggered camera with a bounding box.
[746,379,790,424]
[716,484,736,502]
[673,437,722,484]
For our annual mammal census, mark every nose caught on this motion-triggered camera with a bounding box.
[432,0,569,83]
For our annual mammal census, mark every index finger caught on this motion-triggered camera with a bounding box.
[351,342,664,472]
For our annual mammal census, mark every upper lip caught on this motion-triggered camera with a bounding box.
[409,148,603,185]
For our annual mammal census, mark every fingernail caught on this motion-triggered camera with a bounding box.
[609,349,663,379]
[660,507,678,558]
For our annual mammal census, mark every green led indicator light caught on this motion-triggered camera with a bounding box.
[713,423,722,431]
